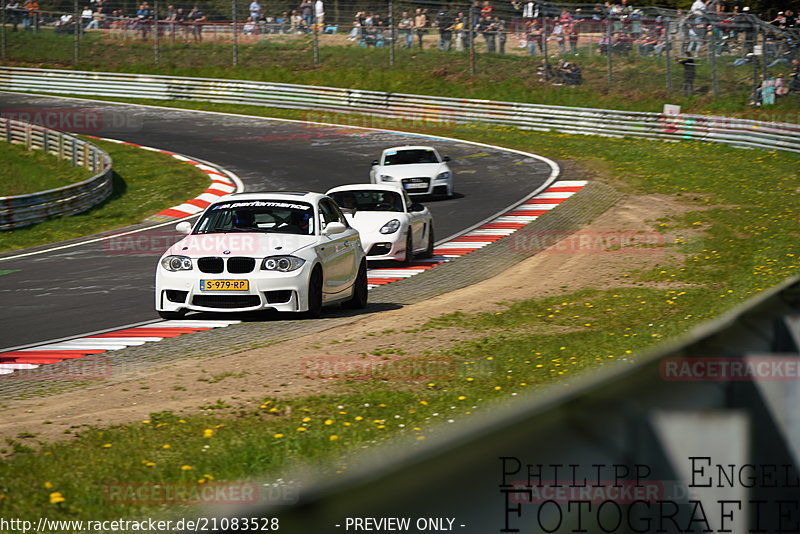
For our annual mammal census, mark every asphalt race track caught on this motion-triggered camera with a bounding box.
[0,93,553,350]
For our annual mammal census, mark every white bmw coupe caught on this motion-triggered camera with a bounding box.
[327,184,434,264]
[155,192,367,319]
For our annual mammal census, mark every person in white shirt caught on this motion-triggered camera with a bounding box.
[314,0,324,28]
[249,1,261,21]
[690,0,707,23]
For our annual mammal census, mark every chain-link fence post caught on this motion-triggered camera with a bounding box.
[665,17,672,93]
[541,9,549,81]
[388,0,395,67]
[312,17,319,65]
[154,0,160,64]
[232,0,238,67]
[469,3,476,76]
[709,21,717,98]
[1,0,7,61]
[605,16,612,87]
[761,27,767,80]
[73,0,80,65]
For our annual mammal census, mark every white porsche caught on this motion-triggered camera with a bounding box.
[155,192,368,319]
[327,184,434,264]
[369,145,454,198]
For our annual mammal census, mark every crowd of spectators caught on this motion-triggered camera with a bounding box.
[4,0,798,69]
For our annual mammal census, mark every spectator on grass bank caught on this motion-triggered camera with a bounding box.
[243,16,257,35]
[85,7,105,29]
[398,11,413,48]
[453,15,466,51]
[299,0,312,31]
[81,5,93,27]
[436,8,454,51]
[413,8,427,49]
[677,57,698,96]
[686,22,703,55]
[495,16,506,53]
[314,0,324,30]
[5,1,21,32]
[23,0,39,32]
[690,0,707,24]
[567,21,580,54]
[249,0,261,22]
[477,13,496,52]
[348,11,363,40]
[555,59,582,85]
[525,20,543,56]
[187,5,205,42]
[551,20,566,54]
[290,10,303,33]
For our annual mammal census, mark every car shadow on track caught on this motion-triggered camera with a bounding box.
[180,302,404,323]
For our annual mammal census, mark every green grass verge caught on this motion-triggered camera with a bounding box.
[5,29,800,117]
[0,139,210,253]
[0,141,93,196]
[0,105,798,520]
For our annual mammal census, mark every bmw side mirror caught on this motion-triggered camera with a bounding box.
[409,203,425,212]
[442,155,451,162]
[322,222,347,235]
[371,159,379,166]
[175,221,192,234]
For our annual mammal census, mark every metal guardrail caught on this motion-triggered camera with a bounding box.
[0,116,113,230]
[1,66,799,155]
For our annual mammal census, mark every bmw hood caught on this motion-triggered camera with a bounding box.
[166,233,319,257]
[379,163,446,179]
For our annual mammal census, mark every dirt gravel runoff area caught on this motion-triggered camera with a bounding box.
[0,165,709,444]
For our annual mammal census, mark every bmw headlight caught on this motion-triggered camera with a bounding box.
[379,174,395,182]
[161,255,193,271]
[380,219,401,235]
[436,171,451,181]
[261,255,306,272]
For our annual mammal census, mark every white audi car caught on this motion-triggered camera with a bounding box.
[327,184,434,263]
[369,145,454,198]
[155,192,367,319]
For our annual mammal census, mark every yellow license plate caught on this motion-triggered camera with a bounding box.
[200,280,249,291]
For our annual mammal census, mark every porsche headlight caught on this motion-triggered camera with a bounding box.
[380,219,401,235]
[436,171,451,181]
[379,174,395,182]
[161,255,193,271]
[261,255,305,272]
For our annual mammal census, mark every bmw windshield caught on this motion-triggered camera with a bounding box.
[194,200,316,235]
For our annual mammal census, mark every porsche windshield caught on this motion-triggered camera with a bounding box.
[383,149,439,166]
[329,190,404,213]
[195,200,316,235]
